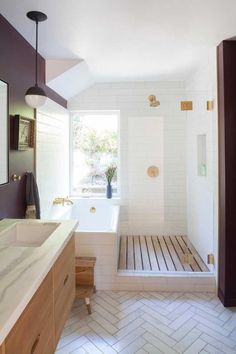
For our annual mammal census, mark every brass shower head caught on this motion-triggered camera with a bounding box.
[148,95,160,107]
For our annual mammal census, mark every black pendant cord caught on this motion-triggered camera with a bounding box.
[35,19,38,86]
[25,10,47,105]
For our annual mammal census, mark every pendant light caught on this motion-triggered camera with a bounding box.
[25,11,47,108]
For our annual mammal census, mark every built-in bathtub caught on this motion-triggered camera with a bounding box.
[68,203,119,233]
[50,201,119,231]
[49,201,120,288]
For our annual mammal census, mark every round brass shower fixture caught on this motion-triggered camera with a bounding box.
[147,166,159,177]
[148,95,160,107]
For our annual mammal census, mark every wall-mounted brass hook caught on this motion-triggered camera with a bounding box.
[11,174,22,182]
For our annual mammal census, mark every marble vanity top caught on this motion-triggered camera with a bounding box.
[0,218,78,344]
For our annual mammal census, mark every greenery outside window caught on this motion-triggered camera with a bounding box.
[70,111,119,196]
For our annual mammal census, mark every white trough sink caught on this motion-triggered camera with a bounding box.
[0,222,60,247]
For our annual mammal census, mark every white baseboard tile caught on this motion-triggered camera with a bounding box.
[95,274,216,292]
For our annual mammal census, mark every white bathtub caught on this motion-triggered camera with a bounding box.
[49,202,120,233]
[72,204,119,233]
[49,201,120,289]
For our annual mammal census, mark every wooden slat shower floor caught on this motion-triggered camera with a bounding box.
[118,235,209,272]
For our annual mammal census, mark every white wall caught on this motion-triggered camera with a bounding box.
[127,116,164,234]
[185,50,218,270]
[68,82,187,235]
[36,99,69,219]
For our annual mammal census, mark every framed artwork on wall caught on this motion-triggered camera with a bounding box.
[12,115,35,150]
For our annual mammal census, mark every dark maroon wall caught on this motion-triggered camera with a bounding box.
[218,40,236,306]
[0,14,67,218]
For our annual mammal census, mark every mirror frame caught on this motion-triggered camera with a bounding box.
[0,78,9,187]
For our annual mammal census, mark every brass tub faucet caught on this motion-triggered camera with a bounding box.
[53,197,73,206]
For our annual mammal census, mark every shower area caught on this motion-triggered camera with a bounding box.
[118,112,214,275]
[117,57,217,277]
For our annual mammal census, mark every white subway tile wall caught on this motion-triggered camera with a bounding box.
[68,82,188,235]
[37,99,70,219]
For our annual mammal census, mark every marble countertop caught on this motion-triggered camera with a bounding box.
[0,218,78,344]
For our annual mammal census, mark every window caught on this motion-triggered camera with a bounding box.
[70,111,119,196]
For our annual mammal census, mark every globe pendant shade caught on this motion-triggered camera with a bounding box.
[25,85,47,108]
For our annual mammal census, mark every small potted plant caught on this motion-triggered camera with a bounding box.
[105,166,117,199]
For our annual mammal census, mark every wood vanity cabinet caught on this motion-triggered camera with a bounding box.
[54,236,75,343]
[1,235,75,353]
[5,271,54,354]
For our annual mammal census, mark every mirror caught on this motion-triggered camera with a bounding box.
[0,79,9,185]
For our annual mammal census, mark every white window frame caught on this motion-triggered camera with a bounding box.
[69,110,120,198]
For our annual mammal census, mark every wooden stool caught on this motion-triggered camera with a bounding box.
[75,257,96,314]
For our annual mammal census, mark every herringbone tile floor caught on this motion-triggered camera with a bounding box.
[56,291,236,354]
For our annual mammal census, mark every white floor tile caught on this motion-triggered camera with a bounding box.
[56,291,236,354]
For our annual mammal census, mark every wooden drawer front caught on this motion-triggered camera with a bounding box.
[54,236,75,342]
[54,236,75,299]
[5,271,54,354]
[0,344,4,354]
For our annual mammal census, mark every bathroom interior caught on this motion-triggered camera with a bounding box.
[0,1,236,354]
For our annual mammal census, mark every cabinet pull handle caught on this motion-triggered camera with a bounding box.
[31,333,40,353]
[64,274,69,285]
